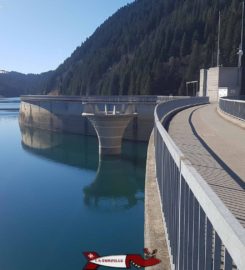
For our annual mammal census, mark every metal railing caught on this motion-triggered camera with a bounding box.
[20,95,189,104]
[154,97,245,270]
[82,103,136,115]
[219,96,245,121]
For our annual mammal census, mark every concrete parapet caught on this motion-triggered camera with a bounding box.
[144,133,171,270]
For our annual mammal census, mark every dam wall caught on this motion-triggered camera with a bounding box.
[19,95,181,142]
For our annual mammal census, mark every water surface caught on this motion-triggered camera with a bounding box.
[0,98,147,270]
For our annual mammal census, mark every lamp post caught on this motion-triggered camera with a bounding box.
[217,11,221,67]
[240,1,245,95]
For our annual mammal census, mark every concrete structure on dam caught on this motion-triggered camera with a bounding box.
[19,95,181,142]
[199,67,241,101]
[82,103,137,155]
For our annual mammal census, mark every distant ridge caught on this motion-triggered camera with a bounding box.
[0,71,52,97]
[0,70,8,74]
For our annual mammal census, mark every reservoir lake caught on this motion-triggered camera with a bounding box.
[0,98,147,270]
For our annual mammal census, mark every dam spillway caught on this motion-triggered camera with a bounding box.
[82,103,137,155]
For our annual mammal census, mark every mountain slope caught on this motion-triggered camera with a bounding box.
[0,71,52,97]
[44,0,243,96]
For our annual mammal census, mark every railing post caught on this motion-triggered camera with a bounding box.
[192,197,200,270]
[187,191,194,270]
[197,207,205,270]
[177,159,183,270]
[204,218,212,270]
[224,249,232,270]
[213,232,221,270]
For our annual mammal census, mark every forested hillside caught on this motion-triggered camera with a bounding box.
[44,0,243,96]
[1,0,243,97]
[0,71,52,97]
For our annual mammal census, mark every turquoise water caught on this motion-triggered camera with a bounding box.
[0,99,147,270]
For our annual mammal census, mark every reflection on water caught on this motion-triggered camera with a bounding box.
[19,123,146,209]
[0,98,147,270]
[0,97,20,111]
[84,157,144,210]
[20,125,63,150]
[19,124,99,171]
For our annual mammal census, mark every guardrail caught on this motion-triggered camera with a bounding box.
[154,97,245,270]
[219,96,245,121]
[20,95,189,104]
[83,103,136,115]
[21,95,157,103]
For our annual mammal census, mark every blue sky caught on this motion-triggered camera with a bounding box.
[0,0,134,74]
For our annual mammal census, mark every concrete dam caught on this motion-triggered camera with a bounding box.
[19,95,163,142]
[19,95,245,270]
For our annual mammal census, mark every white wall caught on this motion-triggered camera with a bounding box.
[199,69,207,96]
[207,67,219,102]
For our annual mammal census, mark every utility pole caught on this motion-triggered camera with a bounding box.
[238,1,244,68]
[217,11,221,67]
[240,1,245,95]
